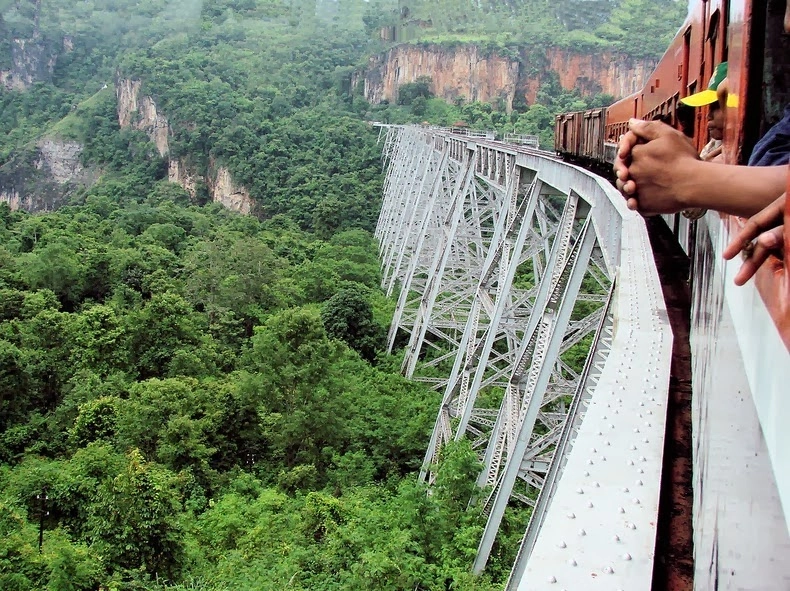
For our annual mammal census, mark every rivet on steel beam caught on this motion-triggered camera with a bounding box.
[628,522,637,530]
[567,512,576,519]
[558,541,567,548]
[568,559,577,567]
[588,501,594,508]
[619,507,626,514]
[636,480,643,486]
[576,487,584,494]
[548,576,557,584]
[579,529,586,536]
[623,487,630,493]
[633,498,640,505]
[603,566,614,574]
[639,456,647,462]
[622,553,632,561]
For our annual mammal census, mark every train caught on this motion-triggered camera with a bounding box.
[554,1,790,587]
[555,0,789,169]
[554,0,789,337]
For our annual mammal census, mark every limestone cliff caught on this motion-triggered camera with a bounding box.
[353,44,657,110]
[116,78,170,157]
[0,37,59,91]
[208,165,253,215]
[0,139,96,212]
[115,78,255,214]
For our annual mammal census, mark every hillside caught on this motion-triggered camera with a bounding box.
[0,1,688,589]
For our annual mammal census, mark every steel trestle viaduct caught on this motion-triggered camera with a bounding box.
[375,124,674,589]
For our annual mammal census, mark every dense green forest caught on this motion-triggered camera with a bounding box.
[0,0,685,588]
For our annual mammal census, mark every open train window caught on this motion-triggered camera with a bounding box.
[681,27,691,90]
[743,0,790,162]
[708,9,720,63]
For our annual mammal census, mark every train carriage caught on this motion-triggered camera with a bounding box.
[554,1,790,587]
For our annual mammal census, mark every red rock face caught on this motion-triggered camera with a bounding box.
[352,44,657,110]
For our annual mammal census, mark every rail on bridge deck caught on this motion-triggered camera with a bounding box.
[375,124,673,590]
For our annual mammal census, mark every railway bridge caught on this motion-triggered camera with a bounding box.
[374,124,790,590]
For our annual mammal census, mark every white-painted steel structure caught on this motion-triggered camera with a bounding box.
[375,124,790,590]
[376,124,672,588]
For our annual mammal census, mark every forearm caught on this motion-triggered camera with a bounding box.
[676,161,787,217]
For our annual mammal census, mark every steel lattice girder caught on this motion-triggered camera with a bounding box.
[375,125,673,591]
[376,124,613,551]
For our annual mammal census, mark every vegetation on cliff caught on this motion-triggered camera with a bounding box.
[1,0,682,588]
[383,0,688,60]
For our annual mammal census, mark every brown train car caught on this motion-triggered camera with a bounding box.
[559,0,789,169]
[554,0,790,368]
[554,107,606,163]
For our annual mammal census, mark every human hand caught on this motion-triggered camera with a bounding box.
[614,129,641,210]
[702,145,723,161]
[623,119,701,215]
[723,193,786,286]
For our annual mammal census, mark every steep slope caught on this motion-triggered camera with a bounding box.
[354,44,656,110]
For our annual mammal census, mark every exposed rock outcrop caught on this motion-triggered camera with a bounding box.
[0,139,96,212]
[353,44,657,110]
[116,78,254,214]
[116,79,170,157]
[0,38,58,91]
[209,166,254,215]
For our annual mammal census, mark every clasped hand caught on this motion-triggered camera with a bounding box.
[613,119,700,215]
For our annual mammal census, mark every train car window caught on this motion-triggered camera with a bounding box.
[682,27,691,90]
[708,9,720,66]
[721,0,729,62]
[741,0,789,162]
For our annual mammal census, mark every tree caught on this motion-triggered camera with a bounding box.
[86,449,184,578]
[321,288,384,362]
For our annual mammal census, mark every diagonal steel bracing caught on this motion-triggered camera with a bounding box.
[376,125,614,578]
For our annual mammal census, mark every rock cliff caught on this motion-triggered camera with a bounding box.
[116,78,255,215]
[353,44,657,109]
[0,37,59,91]
[0,139,96,212]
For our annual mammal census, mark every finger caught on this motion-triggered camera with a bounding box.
[628,118,670,142]
[613,157,628,180]
[622,180,637,195]
[756,225,785,251]
[733,241,773,286]
[722,194,786,260]
[617,131,640,159]
[627,197,639,211]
